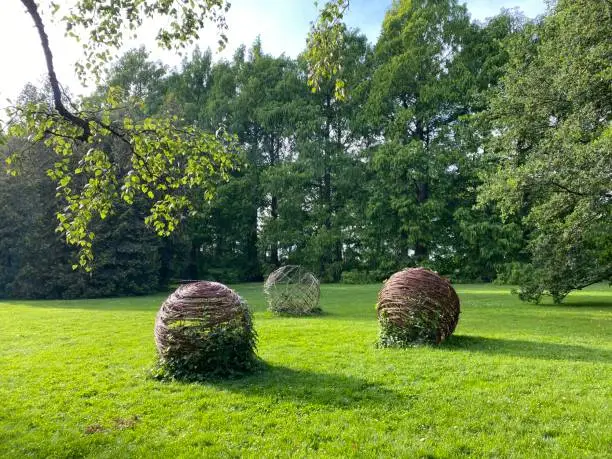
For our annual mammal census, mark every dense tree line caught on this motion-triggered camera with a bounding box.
[1,0,610,301]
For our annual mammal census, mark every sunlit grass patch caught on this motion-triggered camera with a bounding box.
[1,283,610,457]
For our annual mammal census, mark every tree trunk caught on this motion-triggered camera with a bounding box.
[246,204,261,280]
[270,194,279,267]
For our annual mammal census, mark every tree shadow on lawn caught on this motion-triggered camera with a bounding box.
[3,297,165,311]
[551,299,612,309]
[201,362,413,410]
[442,335,611,363]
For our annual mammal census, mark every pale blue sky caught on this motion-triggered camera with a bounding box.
[214,0,547,58]
[0,0,547,103]
[208,0,547,59]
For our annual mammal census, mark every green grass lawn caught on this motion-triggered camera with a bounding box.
[1,283,610,458]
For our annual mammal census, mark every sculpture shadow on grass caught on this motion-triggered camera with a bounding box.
[441,335,611,363]
[199,362,413,410]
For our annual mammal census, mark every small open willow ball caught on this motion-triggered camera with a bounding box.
[154,281,257,378]
[376,268,460,346]
[264,265,321,315]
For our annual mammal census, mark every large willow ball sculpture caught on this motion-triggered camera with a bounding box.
[264,265,321,315]
[376,268,460,347]
[154,281,257,379]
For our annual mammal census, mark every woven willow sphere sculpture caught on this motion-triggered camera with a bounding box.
[264,265,321,315]
[376,268,460,346]
[154,281,257,378]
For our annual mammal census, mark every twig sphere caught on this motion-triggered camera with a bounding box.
[264,265,321,315]
[376,268,460,346]
[154,281,257,378]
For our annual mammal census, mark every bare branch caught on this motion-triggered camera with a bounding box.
[21,0,91,141]
[547,181,590,197]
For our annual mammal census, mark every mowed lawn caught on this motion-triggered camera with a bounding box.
[0,284,610,458]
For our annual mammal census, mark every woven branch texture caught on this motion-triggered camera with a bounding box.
[377,268,460,346]
[264,265,321,315]
[154,281,257,378]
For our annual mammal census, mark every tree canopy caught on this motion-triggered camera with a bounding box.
[479,0,612,302]
[1,0,610,301]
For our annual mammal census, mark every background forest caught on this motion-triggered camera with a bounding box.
[1,0,610,302]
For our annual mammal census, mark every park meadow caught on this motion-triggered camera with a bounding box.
[1,0,610,457]
[1,283,610,458]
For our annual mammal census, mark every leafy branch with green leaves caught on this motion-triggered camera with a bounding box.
[306,0,350,100]
[5,0,350,270]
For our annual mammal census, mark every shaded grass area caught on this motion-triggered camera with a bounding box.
[0,284,610,457]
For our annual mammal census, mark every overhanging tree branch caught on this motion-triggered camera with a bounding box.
[21,0,91,141]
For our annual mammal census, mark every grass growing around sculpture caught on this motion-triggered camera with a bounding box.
[0,283,610,457]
